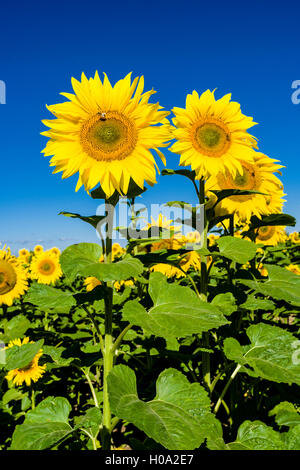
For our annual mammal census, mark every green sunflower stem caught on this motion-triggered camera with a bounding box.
[101,198,117,450]
[199,178,211,392]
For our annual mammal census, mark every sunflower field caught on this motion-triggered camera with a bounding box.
[0,73,300,451]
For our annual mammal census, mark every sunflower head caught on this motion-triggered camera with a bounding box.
[170,89,257,179]
[50,247,61,257]
[30,251,62,285]
[42,72,171,197]
[0,248,28,306]
[34,245,44,255]
[286,264,300,275]
[255,225,287,246]
[5,337,46,386]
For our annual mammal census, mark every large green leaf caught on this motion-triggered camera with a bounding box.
[211,292,237,315]
[108,365,220,450]
[224,323,300,385]
[6,339,44,371]
[60,243,102,279]
[25,283,76,313]
[269,402,300,428]
[227,421,285,450]
[238,264,300,306]
[60,243,143,281]
[0,314,30,342]
[249,213,296,229]
[216,236,257,264]
[122,273,229,338]
[10,397,73,450]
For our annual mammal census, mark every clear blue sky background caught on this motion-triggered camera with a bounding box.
[1,0,299,254]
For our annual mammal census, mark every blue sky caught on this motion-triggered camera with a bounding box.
[1,0,299,254]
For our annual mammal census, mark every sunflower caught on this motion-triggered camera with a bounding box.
[5,337,46,386]
[114,279,134,291]
[0,248,28,306]
[179,251,202,272]
[18,248,31,265]
[208,233,220,246]
[150,263,185,279]
[42,72,171,198]
[289,232,300,244]
[286,264,300,275]
[50,247,61,257]
[34,245,44,255]
[30,251,62,284]
[255,225,287,246]
[207,153,285,222]
[84,276,102,292]
[169,89,257,178]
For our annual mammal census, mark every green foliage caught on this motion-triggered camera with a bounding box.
[108,365,220,450]
[216,236,257,264]
[224,323,300,385]
[25,283,76,313]
[10,397,73,450]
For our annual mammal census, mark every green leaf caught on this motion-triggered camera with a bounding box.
[59,211,106,229]
[269,402,300,428]
[6,339,44,371]
[161,168,196,182]
[60,243,143,281]
[217,236,257,264]
[60,243,102,280]
[24,283,76,313]
[10,397,73,450]
[2,388,26,405]
[227,420,285,450]
[108,365,220,450]
[122,273,229,339]
[1,315,30,341]
[238,265,300,306]
[285,424,300,450]
[75,407,102,437]
[211,189,266,204]
[81,255,144,282]
[249,213,296,229]
[211,292,236,315]
[43,346,75,368]
[239,294,275,311]
[224,323,300,385]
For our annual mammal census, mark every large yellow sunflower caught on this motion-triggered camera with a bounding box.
[30,251,62,284]
[0,248,28,306]
[41,72,171,197]
[5,337,46,386]
[169,89,257,178]
[207,153,285,222]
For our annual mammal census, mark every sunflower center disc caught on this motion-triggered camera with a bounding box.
[0,260,17,295]
[194,122,231,157]
[39,260,55,275]
[80,111,137,162]
[257,226,274,240]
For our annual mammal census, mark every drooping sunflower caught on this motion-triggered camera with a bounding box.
[84,276,102,292]
[0,248,28,306]
[42,72,171,197]
[207,153,285,222]
[5,337,46,386]
[169,89,257,178]
[255,225,287,246]
[30,251,62,284]
[150,263,185,279]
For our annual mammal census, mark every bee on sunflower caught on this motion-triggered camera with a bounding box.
[42,72,171,198]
